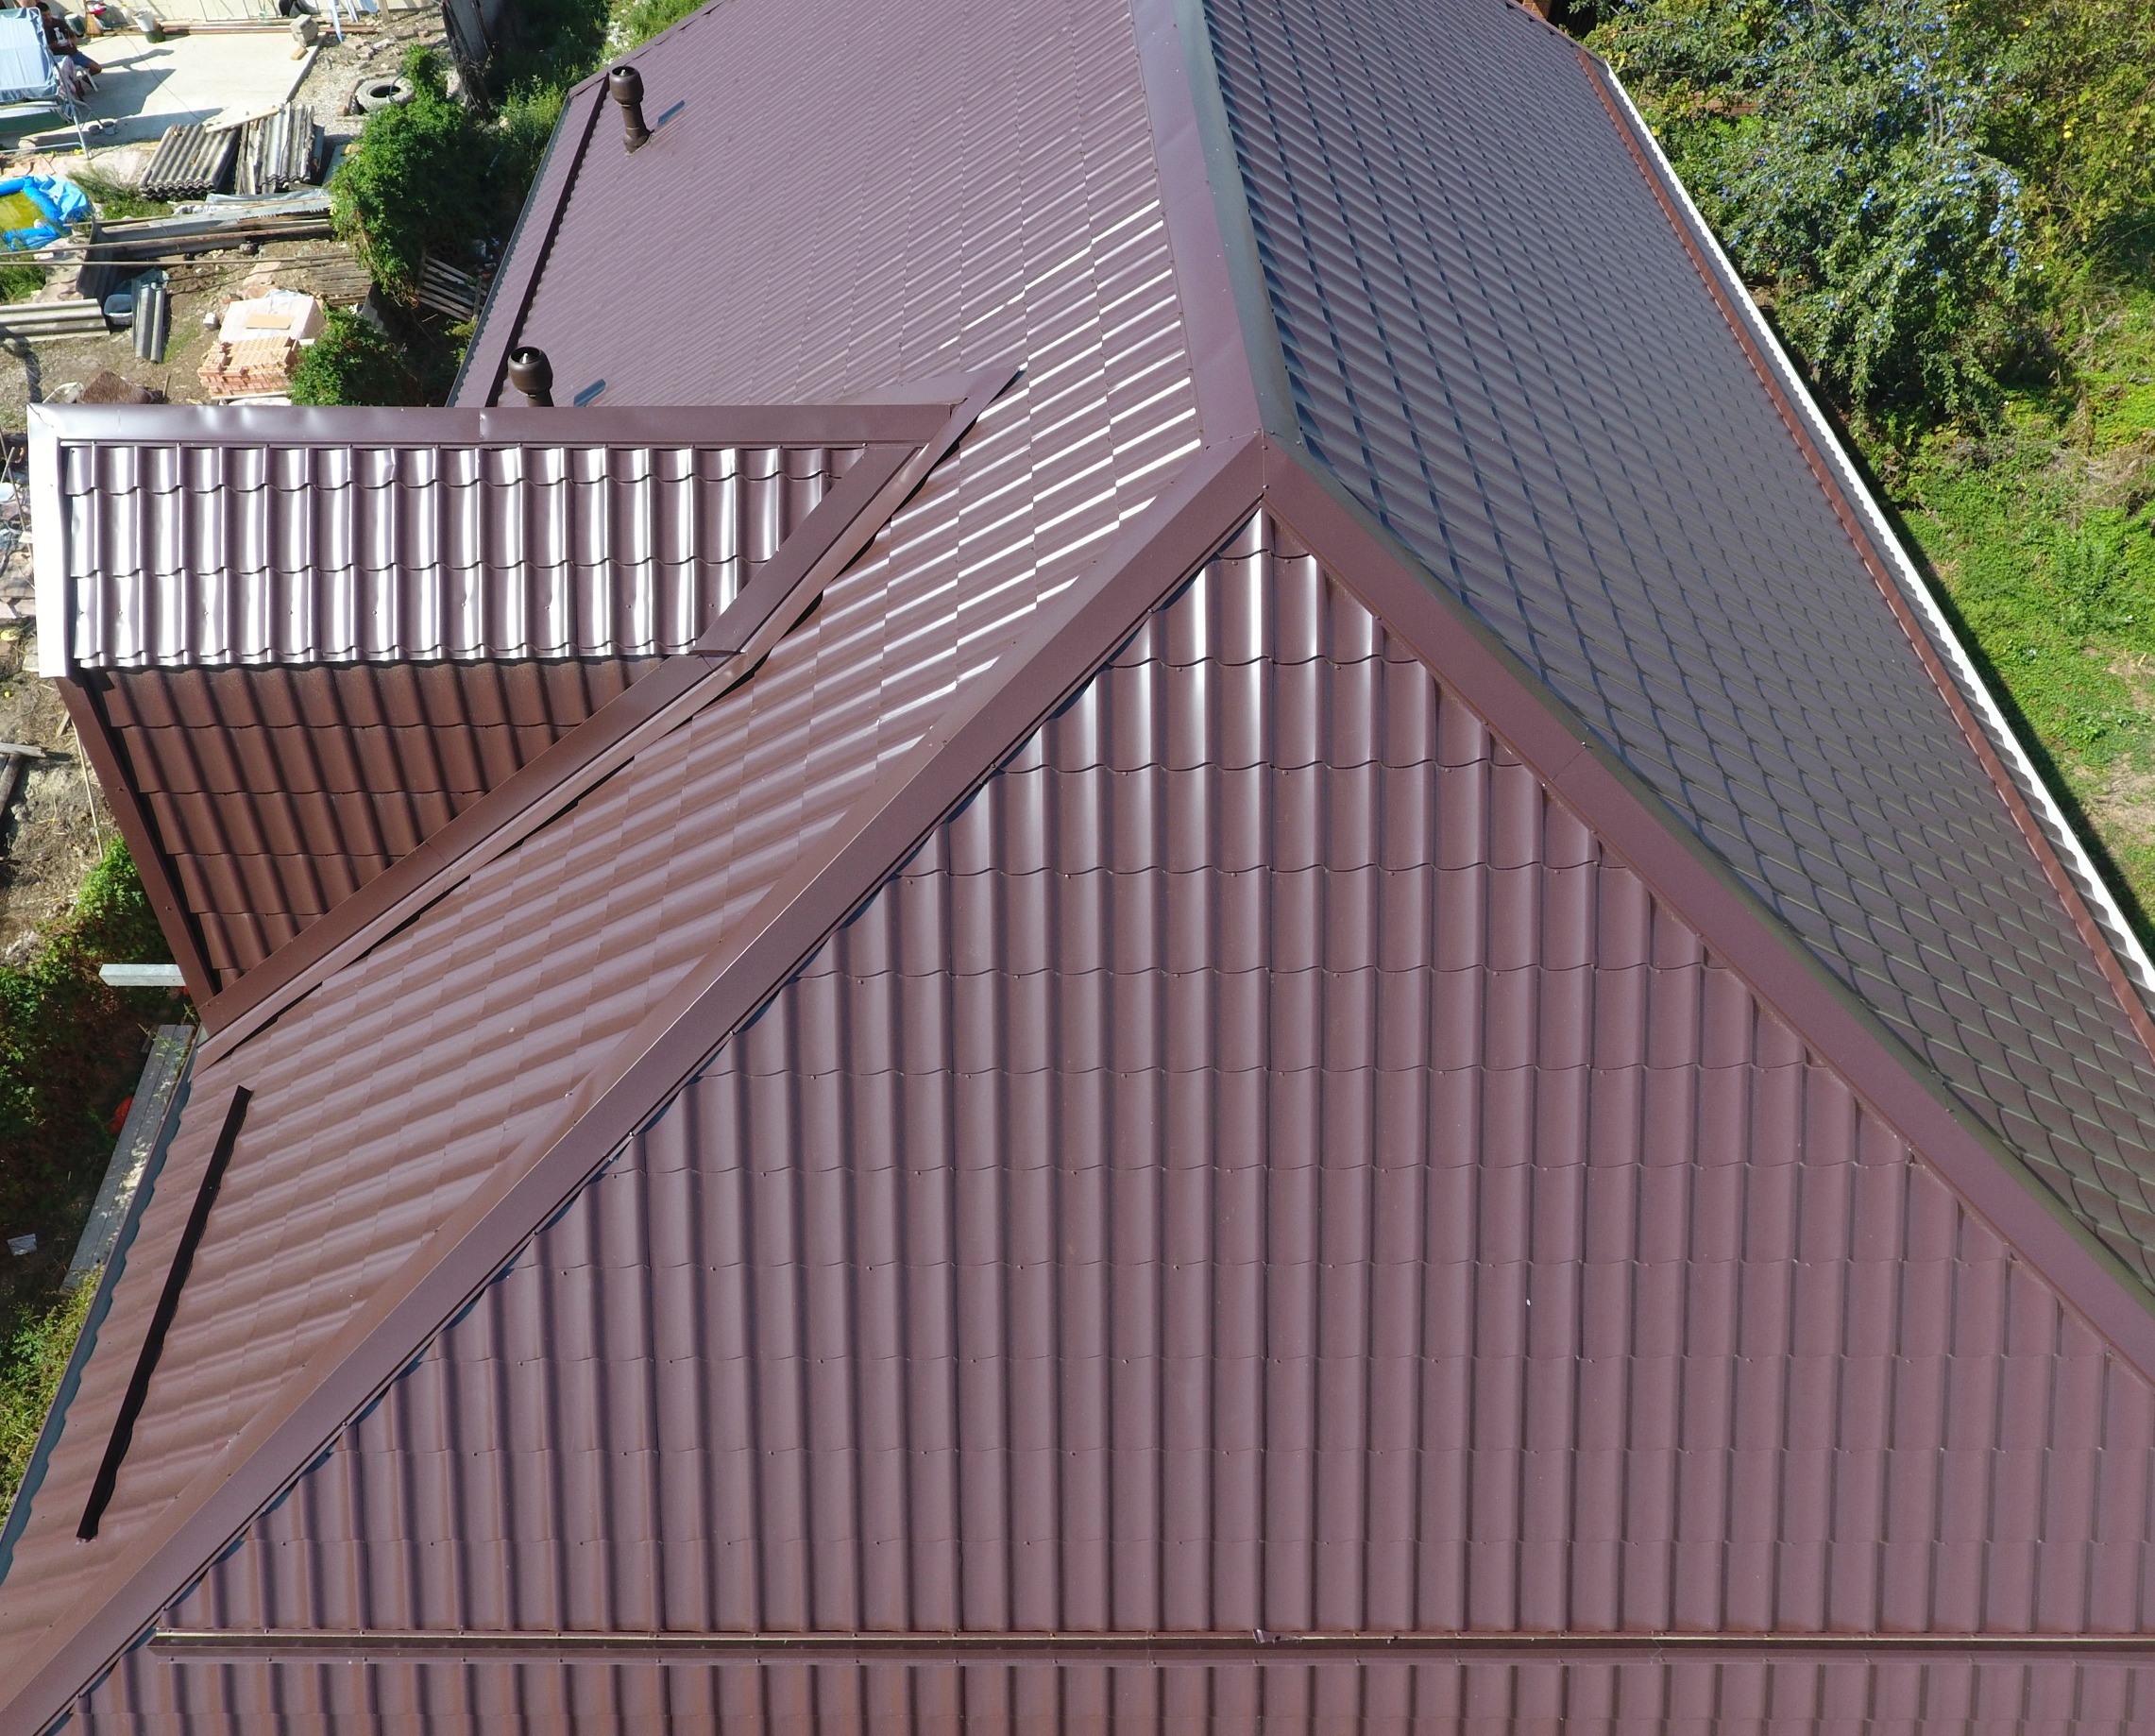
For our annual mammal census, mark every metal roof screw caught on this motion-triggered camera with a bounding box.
[609,65,651,152]
[506,347,554,407]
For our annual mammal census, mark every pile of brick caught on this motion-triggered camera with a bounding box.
[196,290,324,400]
[196,335,302,399]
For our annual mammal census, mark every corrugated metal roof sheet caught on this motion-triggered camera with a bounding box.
[35,412,872,672]
[59,1655,2155,1734]
[1198,0,2155,1289]
[142,521,2155,1665]
[89,655,650,984]
[0,0,1199,1699]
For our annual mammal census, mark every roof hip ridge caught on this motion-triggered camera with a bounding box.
[1261,443,2155,1394]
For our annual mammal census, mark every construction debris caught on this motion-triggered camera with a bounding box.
[415,252,488,321]
[0,297,111,340]
[78,368,166,404]
[233,103,319,196]
[140,122,242,200]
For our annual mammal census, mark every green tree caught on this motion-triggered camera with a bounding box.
[1596,0,2036,420]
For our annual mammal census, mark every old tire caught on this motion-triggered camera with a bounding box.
[355,76,413,112]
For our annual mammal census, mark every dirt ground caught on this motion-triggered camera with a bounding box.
[0,631,115,965]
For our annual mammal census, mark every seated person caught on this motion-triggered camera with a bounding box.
[31,0,99,94]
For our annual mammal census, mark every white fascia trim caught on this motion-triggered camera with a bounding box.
[29,407,69,680]
[1601,66,2155,1003]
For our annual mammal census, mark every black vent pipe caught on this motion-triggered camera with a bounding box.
[506,347,553,407]
[609,65,651,152]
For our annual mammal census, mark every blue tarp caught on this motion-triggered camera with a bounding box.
[0,175,87,249]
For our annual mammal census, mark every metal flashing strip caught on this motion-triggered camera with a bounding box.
[145,1629,2155,1662]
[76,1088,249,1542]
[0,1037,195,1593]
[1587,58,2155,1017]
[64,1027,195,1292]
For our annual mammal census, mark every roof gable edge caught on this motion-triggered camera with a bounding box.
[0,435,1268,1736]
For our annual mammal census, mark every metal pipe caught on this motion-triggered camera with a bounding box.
[608,64,650,151]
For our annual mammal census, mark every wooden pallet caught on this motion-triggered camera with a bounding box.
[415,253,489,321]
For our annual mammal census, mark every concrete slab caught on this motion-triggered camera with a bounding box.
[59,30,315,148]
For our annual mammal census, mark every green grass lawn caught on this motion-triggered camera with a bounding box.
[1885,283,2155,931]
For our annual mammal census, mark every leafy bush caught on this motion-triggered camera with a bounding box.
[1596,0,2036,421]
[0,840,171,1192]
[613,0,701,51]
[289,310,419,406]
[329,47,493,300]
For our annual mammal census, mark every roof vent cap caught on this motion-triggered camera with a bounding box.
[506,347,553,407]
[608,64,651,152]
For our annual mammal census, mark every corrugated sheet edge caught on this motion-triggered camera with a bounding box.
[1597,63,2155,1008]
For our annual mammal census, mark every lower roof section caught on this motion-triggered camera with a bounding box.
[76,655,652,988]
[113,524,2155,1700]
[59,1649,2155,1735]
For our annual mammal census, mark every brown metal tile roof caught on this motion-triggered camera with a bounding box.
[0,0,1204,1710]
[1198,0,2155,1289]
[33,410,883,670]
[15,0,2155,1726]
[142,519,2155,1654]
[87,656,649,983]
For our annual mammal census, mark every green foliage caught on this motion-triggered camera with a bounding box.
[330,47,494,300]
[0,840,177,1523]
[0,838,173,1251]
[0,1274,93,1524]
[613,0,701,51]
[0,263,38,302]
[488,0,612,101]
[289,309,419,406]
[1596,0,2037,419]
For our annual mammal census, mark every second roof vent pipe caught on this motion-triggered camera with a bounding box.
[506,348,553,407]
[609,65,651,151]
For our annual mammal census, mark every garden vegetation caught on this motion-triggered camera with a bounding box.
[0,842,175,1523]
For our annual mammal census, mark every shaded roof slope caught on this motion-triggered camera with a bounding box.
[1198,0,2155,1287]
[83,655,651,984]
[0,0,1203,1705]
